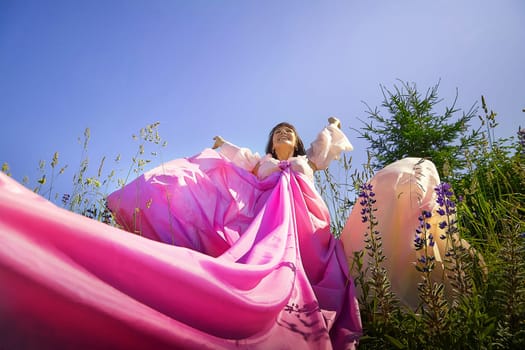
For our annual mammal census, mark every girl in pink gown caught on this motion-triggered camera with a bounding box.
[0,118,361,349]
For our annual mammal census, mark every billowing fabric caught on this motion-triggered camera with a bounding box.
[0,127,361,348]
[340,157,479,309]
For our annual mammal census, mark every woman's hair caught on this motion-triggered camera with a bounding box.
[265,122,307,159]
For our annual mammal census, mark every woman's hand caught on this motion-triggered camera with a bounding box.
[328,116,341,129]
[212,136,225,149]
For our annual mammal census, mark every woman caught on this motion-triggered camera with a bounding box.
[212,117,344,181]
[107,117,361,348]
[0,118,361,349]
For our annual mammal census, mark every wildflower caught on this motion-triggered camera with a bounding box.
[417,211,432,230]
[62,193,71,206]
[435,183,452,205]
[428,234,435,247]
[358,182,377,224]
[435,182,456,215]
[415,211,433,251]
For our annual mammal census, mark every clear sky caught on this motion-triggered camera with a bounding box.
[1,0,524,200]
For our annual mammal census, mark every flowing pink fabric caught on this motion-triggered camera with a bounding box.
[0,148,361,349]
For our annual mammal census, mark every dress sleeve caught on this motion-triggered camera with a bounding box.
[306,124,353,170]
[217,141,261,172]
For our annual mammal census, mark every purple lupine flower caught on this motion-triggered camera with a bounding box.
[414,209,436,272]
[428,234,435,247]
[62,193,70,206]
[414,234,425,250]
[435,182,457,215]
[358,182,376,224]
[414,210,433,251]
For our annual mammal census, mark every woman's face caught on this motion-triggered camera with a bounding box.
[272,126,297,149]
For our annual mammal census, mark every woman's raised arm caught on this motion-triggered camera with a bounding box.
[212,136,261,172]
[306,117,353,171]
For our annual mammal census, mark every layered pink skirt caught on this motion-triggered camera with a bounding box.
[0,149,361,349]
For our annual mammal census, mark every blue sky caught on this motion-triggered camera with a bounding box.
[1,0,524,200]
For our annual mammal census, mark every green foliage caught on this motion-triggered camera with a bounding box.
[455,97,525,241]
[322,92,525,348]
[350,182,403,349]
[315,151,376,237]
[357,80,482,183]
[318,85,525,349]
[314,153,355,237]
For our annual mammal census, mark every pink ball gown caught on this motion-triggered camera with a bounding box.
[0,123,361,349]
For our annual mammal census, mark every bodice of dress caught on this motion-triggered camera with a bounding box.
[218,124,353,181]
[257,155,313,180]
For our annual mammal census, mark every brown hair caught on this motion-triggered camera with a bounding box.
[265,122,306,159]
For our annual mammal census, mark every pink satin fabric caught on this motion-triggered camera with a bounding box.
[0,148,361,349]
